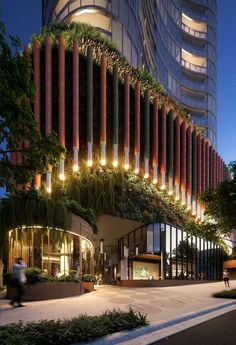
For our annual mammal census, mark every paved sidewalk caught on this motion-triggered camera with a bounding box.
[0,281,235,344]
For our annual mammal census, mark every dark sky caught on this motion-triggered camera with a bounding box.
[0,0,235,164]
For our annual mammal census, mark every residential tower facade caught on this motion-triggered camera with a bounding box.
[42,0,217,146]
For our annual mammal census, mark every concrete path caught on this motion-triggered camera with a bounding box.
[0,281,235,329]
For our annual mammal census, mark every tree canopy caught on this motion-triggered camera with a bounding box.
[0,19,64,192]
[200,161,236,236]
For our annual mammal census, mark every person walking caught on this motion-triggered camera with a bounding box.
[10,257,27,307]
[223,268,230,288]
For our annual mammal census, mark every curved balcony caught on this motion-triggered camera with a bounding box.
[182,40,207,58]
[182,7,207,22]
[181,76,207,92]
[181,94,207,109]
[182,58,207,74]
[182,23,207,39]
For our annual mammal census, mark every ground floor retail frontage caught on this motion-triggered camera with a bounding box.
[5,215,223,283]
[94,219,223,284]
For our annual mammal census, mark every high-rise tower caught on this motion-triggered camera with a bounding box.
[42,0,217,146]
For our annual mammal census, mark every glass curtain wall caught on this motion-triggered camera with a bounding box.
[118,222,223,280]
[8,227,93,276]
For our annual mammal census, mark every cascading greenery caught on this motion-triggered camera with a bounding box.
[0,189,70,255]
[51,165,223,245]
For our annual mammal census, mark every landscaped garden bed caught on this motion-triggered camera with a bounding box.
[0,308,148,345]
[5,269,97,301]
[213,288,236,299]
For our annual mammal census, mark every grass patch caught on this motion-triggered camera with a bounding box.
[0,308,148,345]
[213,288,236,299]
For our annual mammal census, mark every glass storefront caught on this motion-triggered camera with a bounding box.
[8,226,93,277]
[118,222,223,280]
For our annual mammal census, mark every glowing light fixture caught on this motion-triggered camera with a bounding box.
[192,200,197,216]
[187,195,191,210]
[168,178,173,195]
[135,153,140,174]
[46,170,51,194]
[181,190,186,205]
[101,142,106,166]
[59,158,65,181]
[161,172,166,190]
[124,148,129,170]
[87,142,93,167]
[113,143,118,168]
[73,147,79,172]
[144,158,149,178]
[175,185,180,200]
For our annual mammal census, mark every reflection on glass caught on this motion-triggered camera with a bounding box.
[8,227,93,277]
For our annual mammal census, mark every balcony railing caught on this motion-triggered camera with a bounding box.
[181,94,207,109]
[182,22,207,39]
[182,40,207,58]
[182,58,207,74]
[181,76,207,92]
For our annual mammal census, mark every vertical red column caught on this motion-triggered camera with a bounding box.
[196,134,202,218]
[59,35,65,147]
[201,138,205,192]
[152,96,158,183]
[134,81,140,173]
[197,134,202,195]
[220,158,223,182]
[213,149,215,188]
[180,120,187,204]
[160,103,166,189]
[124,73,130,170]
[174,115,180,199]
[73,39,79,172]
[33,38,41,189]
[45,36,52,136]
[100,54,106,166]
[45,36,52,193]
[58,35,65,181]
[205,142,209,189]
[186,126,192,209]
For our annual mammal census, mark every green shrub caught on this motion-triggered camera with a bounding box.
[0,308,148,344]
[82,274,96,283]
[25,268,43,284]
[213,288,236,299]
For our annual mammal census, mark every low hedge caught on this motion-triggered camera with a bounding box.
[0,308,148,345]
[213,288,236,299]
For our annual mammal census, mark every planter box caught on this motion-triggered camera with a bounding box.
[81,281,94,292]
[6,282,84,301]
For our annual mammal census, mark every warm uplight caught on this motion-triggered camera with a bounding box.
[153,178,157,184]
[113,160,118,168]
[46,187,51,194]
[101,158,106,166]
[73,165,79,173]
[144,173,149,179]
[168,190,173,196]
[59,173,65,181]
[175,195,180,201]
[135,168,139,174]
[87,160,93,167]
[124,163,129,170]
[160,184,166,190]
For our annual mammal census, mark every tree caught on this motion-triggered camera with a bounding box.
[200,161,236,235]
[0,19,64,192]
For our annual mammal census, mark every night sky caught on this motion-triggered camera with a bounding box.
[0,0,235,164]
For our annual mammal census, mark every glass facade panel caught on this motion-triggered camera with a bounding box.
[117,222,222,281]
[166,225,171,278]
[8,227,93,276]
[153,223,160,253]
